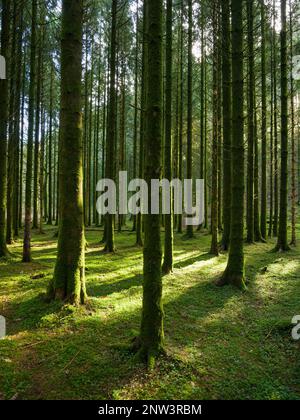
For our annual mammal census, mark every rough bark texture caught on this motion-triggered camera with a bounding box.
[289,0,296,247]
[260,0,267,240]
[210,0,219,256]
[104,0,117,253]
[162,0,173,274]
[246,0,254,244]
[49,0,87,304]
[23,0,37,263]
[276,0,290,252]
[0,0,10,257]
[185,0,194,239]
[219,0,246,290]
[221,0,232,251]
[138,0,164,369]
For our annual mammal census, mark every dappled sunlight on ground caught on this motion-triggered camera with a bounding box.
[0,225,300,400]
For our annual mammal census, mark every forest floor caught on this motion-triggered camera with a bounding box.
[0,223,300,400]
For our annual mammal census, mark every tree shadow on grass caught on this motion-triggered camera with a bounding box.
[87,274,143,298]
[173,252,215,270]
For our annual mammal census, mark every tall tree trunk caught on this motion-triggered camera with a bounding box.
[47,65,54,225]
[6,0,18,245]
[104,0,117,253]
[0,0,10,257]
[221,0,232,251]
[136,0,147,247]
[260,0,267,240]
[138,0,164,369]
[275,0,290,252]
[23,0,37,263]
[13,4,23,239]
[162,0,173,274]
[246,0,255,244]
[33,29,42,230]
[132,0,139,233]
[289,0,296,247]
[49,0,87,304]
[273,0,279,237]
[254,104,263,242]
[185,0,194,239]
[177,2,184,234]
[219,0,246,289]
[210,0,219,256]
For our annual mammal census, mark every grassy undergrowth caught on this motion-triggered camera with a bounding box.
[0,223,300,400]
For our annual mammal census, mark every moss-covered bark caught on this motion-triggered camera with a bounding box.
[219,0,246,290]
[177,2,184,235]
[49,0,87,305]
[221,0,232,251]
[33,30,42,230]
[104,0,117,253]
[273,0,279,238]
[185,0,194,239]
[47,65,54,226]
[254,108,263,242]
[275,0,290,252]
[0,0,10,257]
[289,0,296,247]
[162,0,173,274]
[23,0,37,263]
[138,0,164,368]
[210,0,219,256]
[246,0,254,244]
[260,0,267,241]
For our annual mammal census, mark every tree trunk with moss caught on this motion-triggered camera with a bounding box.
[219,0,246,289]
[246,0,254,244]
[260,0,267,240]
[289,0,296,247]
[0,0,10,257]
[275,0,290,252]
[49,0,87,304]
[23,0,37,263]
[6,0,18,245]
[210,0,219,256]
[254,107,263,242]
[47,65,54,226]
[104,0,117,253]
[138,0,164,368]
[33,29,42,230]
[273,0,279,237]
[177,2,184,235]
[221,0,232,251]
[162,0,173,274]
[185,0,194,239]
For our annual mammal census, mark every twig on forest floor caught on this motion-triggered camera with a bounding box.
[60,350,80,373]
[21,341,46,349]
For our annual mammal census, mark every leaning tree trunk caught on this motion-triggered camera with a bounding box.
[48,0,87,304]
[0,0,10,257]
[276,0,290,252]
[219,0,246,290]
[138,0,164,369]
